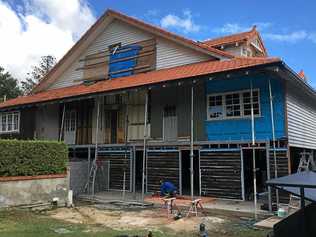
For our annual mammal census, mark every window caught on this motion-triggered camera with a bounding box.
[208,95,223,119]
[225,93,241,117]
[64,110,76,132]
[241,47,252,57]
[207,89,260,120]
[0,111,20,133]
[243,91,260,116]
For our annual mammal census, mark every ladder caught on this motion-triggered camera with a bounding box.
[288,152,312,213]
[84,158,98,195]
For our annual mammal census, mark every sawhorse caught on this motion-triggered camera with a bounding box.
[161,197,179,218]
[186,199,205,217]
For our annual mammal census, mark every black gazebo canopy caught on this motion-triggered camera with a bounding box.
[266,171,316,207]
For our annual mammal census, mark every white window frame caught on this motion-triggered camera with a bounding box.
[206,89,261,121]
[0,111,20,134]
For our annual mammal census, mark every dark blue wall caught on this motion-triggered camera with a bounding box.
[205,75,285,141]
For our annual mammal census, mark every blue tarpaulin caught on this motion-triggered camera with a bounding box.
[109,44,141,79]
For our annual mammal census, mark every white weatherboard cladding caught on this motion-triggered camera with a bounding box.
[156,38,209,69]
[49,20,211,90]
[287,85,316,149]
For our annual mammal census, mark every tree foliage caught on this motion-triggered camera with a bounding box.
[0,67,22,102]
[21,55,57,95]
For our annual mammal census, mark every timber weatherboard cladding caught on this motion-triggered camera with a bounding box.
[50,20,211,90]
[200,151,242,199]
[269,150,290,203]
[286,83,316,149]
[146,151,180,193]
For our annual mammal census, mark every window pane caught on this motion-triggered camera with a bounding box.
[225,93,240,117]
[7,114,12,131]
[2,115,6,131]
[243,90,260,116]
[13,113,19,130]
[208,96,223,119]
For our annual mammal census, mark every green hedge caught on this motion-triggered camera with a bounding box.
[0,139,68,177]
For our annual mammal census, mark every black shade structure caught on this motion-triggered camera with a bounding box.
[266,171,316,237]
[266,171,316,207]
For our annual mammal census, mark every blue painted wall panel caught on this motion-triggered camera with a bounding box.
[205,75,285,141]
[109,45,141,79]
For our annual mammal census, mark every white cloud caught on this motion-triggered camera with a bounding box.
[160,10,201,33]
[213,23,249,34]
[263,31,308,43]
[0,0,96,81]
[212,22,316,44]
[213,22,272,34]
[308,33,316,43]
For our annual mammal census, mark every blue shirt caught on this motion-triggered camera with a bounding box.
[160,181,176,196]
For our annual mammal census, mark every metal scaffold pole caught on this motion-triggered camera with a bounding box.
[92,97,101,196]
[269,79,279,208]
[250,80,258,220]
[123,92,129,201]
[59,104,66,142]
[142,89,148,203]
[190,84,194,201]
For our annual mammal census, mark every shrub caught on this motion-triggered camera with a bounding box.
[0,139,68,177]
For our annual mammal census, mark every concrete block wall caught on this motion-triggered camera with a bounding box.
[0,175,68,207]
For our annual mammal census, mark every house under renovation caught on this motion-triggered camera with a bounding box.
[1,9,316,209]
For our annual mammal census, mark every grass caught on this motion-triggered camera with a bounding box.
[0,208,269,237]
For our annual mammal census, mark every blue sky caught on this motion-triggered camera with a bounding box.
[1,0,316,87]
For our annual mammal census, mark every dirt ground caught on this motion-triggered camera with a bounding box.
[47,203,270,236]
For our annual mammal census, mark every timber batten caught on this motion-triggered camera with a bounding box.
[200,151,242,199]
[146,151,180,193]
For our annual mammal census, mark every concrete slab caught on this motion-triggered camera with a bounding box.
[203,199,270,215]
[254,216,283,229]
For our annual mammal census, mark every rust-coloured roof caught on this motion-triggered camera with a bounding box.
[0,57,280,110]
[298,70,306,79]
[201,26,267,55]
[33,9,234,93]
